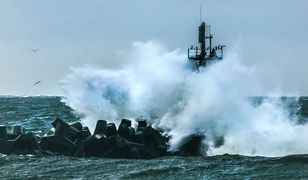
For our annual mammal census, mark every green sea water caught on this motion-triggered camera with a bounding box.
[0,96,308,179]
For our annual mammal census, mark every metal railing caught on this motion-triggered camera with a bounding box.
[187,49,201,59]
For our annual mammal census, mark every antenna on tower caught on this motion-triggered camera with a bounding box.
[199,5,202,23]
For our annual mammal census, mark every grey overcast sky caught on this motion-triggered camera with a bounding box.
[0,0,307,95]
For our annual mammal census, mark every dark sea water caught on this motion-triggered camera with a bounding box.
[1,96,308,179]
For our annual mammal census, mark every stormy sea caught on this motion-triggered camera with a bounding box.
[0,96,308,179]
[2,42,308,179]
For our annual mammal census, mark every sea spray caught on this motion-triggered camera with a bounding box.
[60,41,189,129]
[61,41,308,156]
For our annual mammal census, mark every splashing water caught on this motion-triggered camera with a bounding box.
[60,41,308,157]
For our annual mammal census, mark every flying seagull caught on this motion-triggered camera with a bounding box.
[33,81,42,86]
[30,49,39,52]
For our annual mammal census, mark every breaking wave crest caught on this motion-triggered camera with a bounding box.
[60,41,308,157]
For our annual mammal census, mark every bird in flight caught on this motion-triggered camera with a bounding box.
[30,49,39,52]
[33,81,42,86]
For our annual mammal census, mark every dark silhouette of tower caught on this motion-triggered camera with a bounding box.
[188,21,225,71]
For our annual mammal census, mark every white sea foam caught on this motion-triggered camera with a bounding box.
[60,41,308,157]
